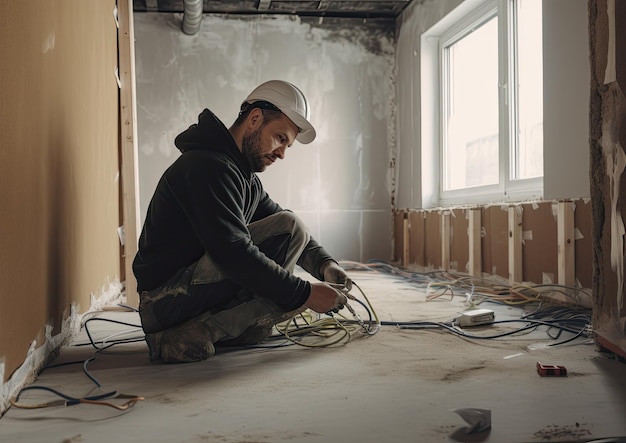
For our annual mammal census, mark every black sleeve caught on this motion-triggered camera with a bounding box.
[297,238,335,281]
[166,153,310,311]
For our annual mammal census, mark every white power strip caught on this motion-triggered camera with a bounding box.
[456,309,495,327]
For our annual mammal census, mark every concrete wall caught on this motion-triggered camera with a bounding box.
[0,1,121,388]
[133,13,396,263]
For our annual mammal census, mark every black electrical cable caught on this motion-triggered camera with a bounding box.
[14,385,118,406]
[82,317,143,350]
[12,313,146,411]
[378,317,590,342]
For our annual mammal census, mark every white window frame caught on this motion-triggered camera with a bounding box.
[420,0,543,208]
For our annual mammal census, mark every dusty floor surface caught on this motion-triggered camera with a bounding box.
[1,267,626,443]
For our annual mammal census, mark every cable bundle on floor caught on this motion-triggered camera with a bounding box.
[338,259,593,346]
[10,311,145,411]
[267,280,381,348]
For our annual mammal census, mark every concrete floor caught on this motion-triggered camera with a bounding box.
[1,267,626,443]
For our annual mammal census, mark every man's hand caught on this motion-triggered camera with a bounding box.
[320,260,352,290]
[305,282,348,314]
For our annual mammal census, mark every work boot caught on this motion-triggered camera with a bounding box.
[216,303,307,347]
[215,324,274,347]
[145,309,222,363]
[146,297,301,363]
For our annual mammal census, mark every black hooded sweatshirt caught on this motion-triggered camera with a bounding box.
[132,109,333,312]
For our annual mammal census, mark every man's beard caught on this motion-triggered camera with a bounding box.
[241,127,266,172]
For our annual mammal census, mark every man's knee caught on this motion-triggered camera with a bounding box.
[249,210,310,246]
[275,210,309,246]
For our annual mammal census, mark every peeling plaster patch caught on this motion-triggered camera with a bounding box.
[604,0,616,84]
[0,279,124,416]
[1,341,36,416]
[602,113,626,312]
[306,18,394,57]
[90,277,125,312]
[0,304,82,415]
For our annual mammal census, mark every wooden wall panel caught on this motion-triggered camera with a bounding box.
[424,211,442,270]
[450,208,469,272]
[408,210,425,267]
[482,206,509,279]
[392,201,594,292]
[522,202,558,284]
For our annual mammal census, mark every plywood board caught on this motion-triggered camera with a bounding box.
[424,210,442,270]
[408,210,425,267]
[482,206,509,279]
[574,199,593,289]
[522,202,558,285]
[449,208,469,273]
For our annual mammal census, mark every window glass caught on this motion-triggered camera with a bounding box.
[444,17,499,191]
[515,0,543,180]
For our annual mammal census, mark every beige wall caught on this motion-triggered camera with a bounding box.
[0,1,121,382]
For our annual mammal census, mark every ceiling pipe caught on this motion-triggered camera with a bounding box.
[182,0,203,35]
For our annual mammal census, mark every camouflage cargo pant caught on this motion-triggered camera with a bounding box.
[139,211,310,351]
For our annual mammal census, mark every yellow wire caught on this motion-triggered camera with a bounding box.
[276,314,351,348]
[272,280,381,346]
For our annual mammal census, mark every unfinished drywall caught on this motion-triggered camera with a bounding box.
[521,202,558,285]
[481,206,509,280]
[0,0,121,390]
[395,0,590,210]
[395,200,593,299]
[589,0,626,356]
[133,13,395,263]
[449,208,468,272]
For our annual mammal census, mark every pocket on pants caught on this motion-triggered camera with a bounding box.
[191,253,225,285]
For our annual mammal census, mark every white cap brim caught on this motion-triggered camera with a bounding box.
[281,108,316,144]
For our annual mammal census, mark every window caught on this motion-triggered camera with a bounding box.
[424,0,543,206]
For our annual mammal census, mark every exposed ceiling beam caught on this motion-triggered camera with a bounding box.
[133,0,414,20]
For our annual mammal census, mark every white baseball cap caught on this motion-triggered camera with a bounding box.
[243,80,316,144]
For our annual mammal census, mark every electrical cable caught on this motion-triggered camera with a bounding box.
[10,260,591,412]
[378,316,591,343]
[11,309,145,411]
[344,259,592,308]
[272,279,380,348]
